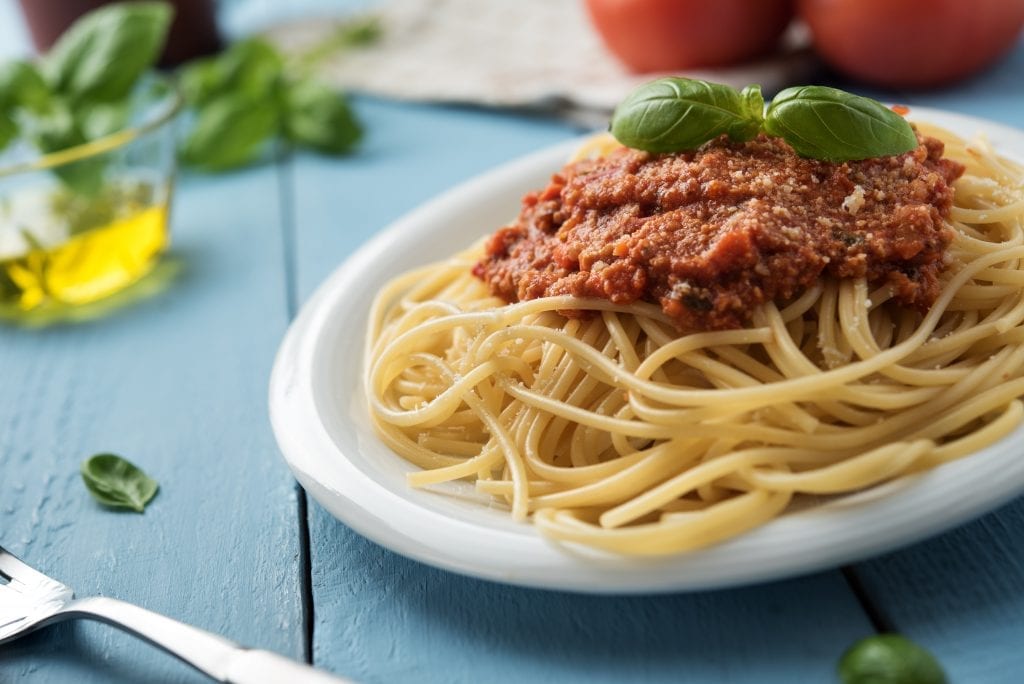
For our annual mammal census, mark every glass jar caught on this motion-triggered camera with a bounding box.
[0,76,181,315]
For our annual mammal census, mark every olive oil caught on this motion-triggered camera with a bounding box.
[0,180,169,310]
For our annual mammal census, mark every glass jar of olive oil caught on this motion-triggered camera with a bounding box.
[0,77,180,315]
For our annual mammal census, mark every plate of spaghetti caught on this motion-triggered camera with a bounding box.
[270,96,1024,593]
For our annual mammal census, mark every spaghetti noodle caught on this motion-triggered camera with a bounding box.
[364,124,1024,556]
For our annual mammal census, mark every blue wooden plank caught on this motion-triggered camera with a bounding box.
[847,499,1024,684]
[286,96,875,683]
[308,500,873,684]
[0,165,303,682]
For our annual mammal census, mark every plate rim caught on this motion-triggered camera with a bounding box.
[270,107,1024,594]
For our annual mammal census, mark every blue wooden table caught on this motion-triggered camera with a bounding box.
[1,2,1023,681]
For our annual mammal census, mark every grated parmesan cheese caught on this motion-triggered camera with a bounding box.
[842,185,866,215]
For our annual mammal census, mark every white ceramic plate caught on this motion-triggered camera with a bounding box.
[270,108,1024,594]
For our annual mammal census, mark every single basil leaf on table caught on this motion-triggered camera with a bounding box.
[610,77,763,153]
[44,2,173,104]
[81,453,159,513]
[283,78,361,155]
[0,60,52,113]
[180,93,281,171]
[764,85,919,162]
[179,38,284,108]
[838,634,947,684]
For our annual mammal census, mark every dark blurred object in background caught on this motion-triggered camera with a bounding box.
[798,0,1024,88]
[584,0,795,72]
[17,0,221,66]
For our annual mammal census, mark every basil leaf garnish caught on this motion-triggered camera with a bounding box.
[740,84,765,125]
[609,78,920,162]
[763,85,918,162]
[81,453,159,513]
[610,78,763,153]
[44,2,172,104]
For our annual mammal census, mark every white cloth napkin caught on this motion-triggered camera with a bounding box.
[266,0,816,125]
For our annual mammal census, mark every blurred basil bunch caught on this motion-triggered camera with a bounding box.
[0,0,373,176]
[178,34,365,171]
[0,3,172,192]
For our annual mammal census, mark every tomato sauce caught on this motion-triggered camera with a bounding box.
[474,133,964,331]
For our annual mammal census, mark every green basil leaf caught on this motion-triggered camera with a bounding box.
[80,453,159,513]
[0,60,52,113]
[177,57,222,107]
[181,94,280,171]
[0,110,17,151]
[179,38,283,108]
[838,634,947,684]
[610,78,762,153]
[29,102,106,194]
[283,79,361,155]
[27,105,82,151]
[764,86,918,162]
[44,2,173,104]
[76,100,130,140]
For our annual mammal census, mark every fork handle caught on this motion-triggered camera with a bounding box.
[62,596,352,683]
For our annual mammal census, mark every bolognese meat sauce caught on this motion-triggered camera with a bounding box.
[474,133,964,330]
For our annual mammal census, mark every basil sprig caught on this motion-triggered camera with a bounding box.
[610,78,918,162]
[81,453,159,513]
[283,77,363,155]
[178,37,364,171]
[0,61,52,114]
[180,91,281,171]
[0,3,171,195]
[0,2,374,178]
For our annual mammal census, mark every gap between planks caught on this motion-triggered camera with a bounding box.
[275,148,316,664]
[842,565,895,633]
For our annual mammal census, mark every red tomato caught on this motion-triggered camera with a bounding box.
[799,0,1024,88]
[584,0,795,73]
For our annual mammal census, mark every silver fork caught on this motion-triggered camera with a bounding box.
[0,545,351,683]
